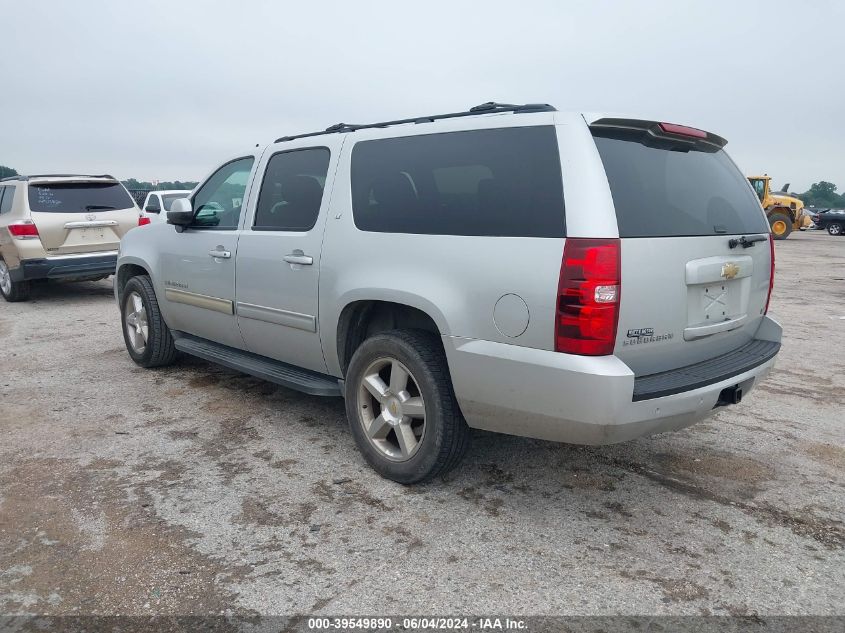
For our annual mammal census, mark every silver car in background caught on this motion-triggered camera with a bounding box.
[115,102,781,483]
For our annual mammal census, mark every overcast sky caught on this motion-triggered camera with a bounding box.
[1,0,842,192]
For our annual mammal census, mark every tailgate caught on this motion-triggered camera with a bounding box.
[618,235,771,375]
[591,119,773,376]
[27,181,138,255]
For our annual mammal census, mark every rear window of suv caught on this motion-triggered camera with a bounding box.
[351,126,565,237]
[593,129,769,237]
[28,182,135,213]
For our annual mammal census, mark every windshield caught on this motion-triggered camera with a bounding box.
[28,182,135,213]
[593,130,769,237]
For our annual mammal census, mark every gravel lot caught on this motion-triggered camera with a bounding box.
[0,230,843,618]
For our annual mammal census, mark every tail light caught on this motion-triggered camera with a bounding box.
[556,238,621,355]
[8,222,39,239]
[658,122,707,139]
[138,216,151,226]
[764,234,775,314]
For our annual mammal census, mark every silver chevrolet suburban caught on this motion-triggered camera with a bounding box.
[115,102,781,483]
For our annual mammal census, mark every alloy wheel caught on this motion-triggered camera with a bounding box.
[0,261,11,296]
[124,291,149,354]
[357,357,427,461]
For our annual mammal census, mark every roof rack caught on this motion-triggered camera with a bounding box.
[1,174,116,182]
[274,101,556,143]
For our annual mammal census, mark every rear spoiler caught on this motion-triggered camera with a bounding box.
[27,177,121,186]
[589,118,727,152]
[11,173,116,182]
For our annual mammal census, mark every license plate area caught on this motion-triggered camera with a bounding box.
[65,226,115,248]
[76,227,106,240]
[684,255,754,341]
[698,281,741,323]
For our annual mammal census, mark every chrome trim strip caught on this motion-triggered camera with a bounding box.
[45,250,119,260]
[64,220,119,229]
[165,288,233,315]
[236,302,317,332]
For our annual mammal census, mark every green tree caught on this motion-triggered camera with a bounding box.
[0,165,18,179]
[809,181,837,199]
[799,181,845,208]
[121,178,198,191]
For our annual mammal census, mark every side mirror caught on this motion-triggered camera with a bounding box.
[167,198,194,231]
[144,203,161,214]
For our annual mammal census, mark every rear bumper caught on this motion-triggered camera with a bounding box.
[443,316,782,445]
[9,252,118,281]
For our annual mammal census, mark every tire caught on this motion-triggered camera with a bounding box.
[120,275,177,368]
[345,329,470,484]
[768,212,792,240]
[828,223,843,236]
[0,259,31,302]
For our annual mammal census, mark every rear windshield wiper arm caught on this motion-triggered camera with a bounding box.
[729,234,768,249]
[84,205,117,211]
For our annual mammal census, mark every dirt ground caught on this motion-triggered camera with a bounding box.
[0,230,843,617]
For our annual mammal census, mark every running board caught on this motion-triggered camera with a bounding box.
[173,333,342,397]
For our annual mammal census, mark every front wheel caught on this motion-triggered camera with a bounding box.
[828,223,843,236]
[120,275,177,368]
[0,259,30,302]
[768,212,792,240]
[345,330,470,484]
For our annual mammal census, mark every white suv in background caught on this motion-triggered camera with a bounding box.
[140,190,192,223]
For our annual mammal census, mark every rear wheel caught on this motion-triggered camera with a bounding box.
[828,223,843,236]
[345,329,470,484]
[0,259,31,302]
[120,275,177,368]
[768,212,792,240]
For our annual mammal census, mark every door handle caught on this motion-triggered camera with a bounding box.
[283,253,313,266]
[208,249,231,259]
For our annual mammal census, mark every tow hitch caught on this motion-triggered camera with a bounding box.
[715,385,743,408]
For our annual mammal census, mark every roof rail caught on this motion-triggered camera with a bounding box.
[2,173,116,182]
[274,101,556,143]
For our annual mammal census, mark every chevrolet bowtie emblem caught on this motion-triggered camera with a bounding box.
[721,263,740,280]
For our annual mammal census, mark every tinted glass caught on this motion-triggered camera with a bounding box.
[27,182,135,213]
[254,148,330,231]
[191,157,254,229]
[161,193,188,211]
[144,194,161,210]
[0,186,12,213]
[594,132,769,237]
[351,126,565,237]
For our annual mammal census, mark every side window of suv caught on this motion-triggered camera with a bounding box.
[144,193,161,211]
[0,186,14,214]
[253,148,331,231]
[191,157,255,229]
[350,126,565,237]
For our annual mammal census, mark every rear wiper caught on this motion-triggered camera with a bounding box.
[728,234,768,249]
[84,204,117,211]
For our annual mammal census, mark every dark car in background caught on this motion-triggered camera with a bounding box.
[809,209,845,235]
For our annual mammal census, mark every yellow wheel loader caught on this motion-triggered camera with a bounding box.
[747,175,809,239]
